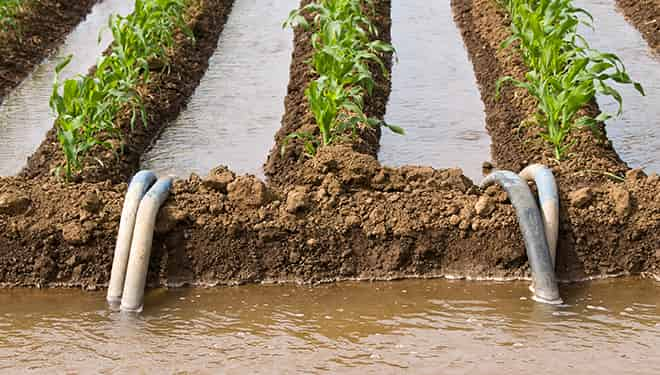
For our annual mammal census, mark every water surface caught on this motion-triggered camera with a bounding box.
[141,0,295,179]
[1,278,658,373]
[379,0,490,182]
[0,1,135,176]
[577,0,660,173]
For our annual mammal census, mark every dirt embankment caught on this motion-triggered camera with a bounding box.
[20,0,234,184]
[0,0,658,289]
[0,0,96,104]
[616,0,660,55]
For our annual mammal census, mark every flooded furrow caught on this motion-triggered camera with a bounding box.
[379,0,490,182]
[1,279,658,373]
[140,0,295,178]
[0,1,135,177]
[576,0,660,173]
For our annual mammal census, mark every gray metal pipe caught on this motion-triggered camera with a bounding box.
[481,170,562,304]
[107,170,157,306]
[519,164,559,267]
[120,177,173,313]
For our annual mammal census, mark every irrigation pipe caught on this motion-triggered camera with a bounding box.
[120,177,173,313]
[519,164,559,267]
[107,170,157,306]
[481,170,562,304]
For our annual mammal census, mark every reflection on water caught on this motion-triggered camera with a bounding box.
[0,1,135,177]
[141,0,295,179]
[1,278,658,373]
[379,0,490,182]
[576,0,660,174]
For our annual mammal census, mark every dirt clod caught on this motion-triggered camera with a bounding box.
[0,192,31,215]
[62,222,91,245]
[569,188,593,208]
[475,196,496,217]
[203,166,235,193]
[609,186,632,217]
[286,187,308,214]
[227,176,273,208]
[81,191,102,213]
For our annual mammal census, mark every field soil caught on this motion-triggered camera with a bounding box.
[20,0,234,184]
[0,0,95,103]
[0,0,658,289]
[616,0,660,55]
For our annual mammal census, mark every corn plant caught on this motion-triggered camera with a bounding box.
[497,0,644,160]
[50,0,191,180]
[0,0,22,33]
[283,0,403,156]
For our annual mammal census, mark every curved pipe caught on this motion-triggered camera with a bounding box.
[120,177,173,313]
[481,170,562,304]
[519,164,559,267]
[107,170,157,306]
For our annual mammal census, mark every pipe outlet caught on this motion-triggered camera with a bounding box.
[481,170,562,304]
[107,170,157,306]
[519,164,559,267]
[120,177,173,313]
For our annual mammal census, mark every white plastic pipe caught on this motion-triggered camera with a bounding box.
[107,170,157,306]
[120,177,173,313]
[520,164,559,267]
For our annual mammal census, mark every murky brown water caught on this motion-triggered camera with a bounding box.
[576,0,660,174]
[0,1,135,177]
[140,0,295,179]
[379,0,490,182]
[1,278,658,373]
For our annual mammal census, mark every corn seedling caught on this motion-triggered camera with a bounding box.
[283,0,403,156]
[50,0,191,180]
[497,0,644,160]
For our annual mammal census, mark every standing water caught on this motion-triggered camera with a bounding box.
[0,1,135,177]
[0,278,658,373]
[379,0,490,182]
[140,0,296,178]
[576,0,660,173]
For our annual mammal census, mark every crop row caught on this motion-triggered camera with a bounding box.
[0,0,22,32]
[283,0,403,156]
[496,0,644,160]
[49,0,192,180]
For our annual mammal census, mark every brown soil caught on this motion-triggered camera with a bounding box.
[0,0,658,289]
[0,0,95,104]
[616,0,660,55]
[19,0,233,184]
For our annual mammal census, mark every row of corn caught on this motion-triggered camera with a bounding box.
[497,0,644,160]
[49,0,192,179]
[283,0,402,156]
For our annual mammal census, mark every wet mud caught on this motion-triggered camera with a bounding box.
[0,0,96,103]
[0,0,659,289]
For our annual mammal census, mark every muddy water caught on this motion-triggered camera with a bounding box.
[1,278,658,373]
[379,0,490,182]
[576,0,660,173]
[0,1,135,177]
[140,0,295,179]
